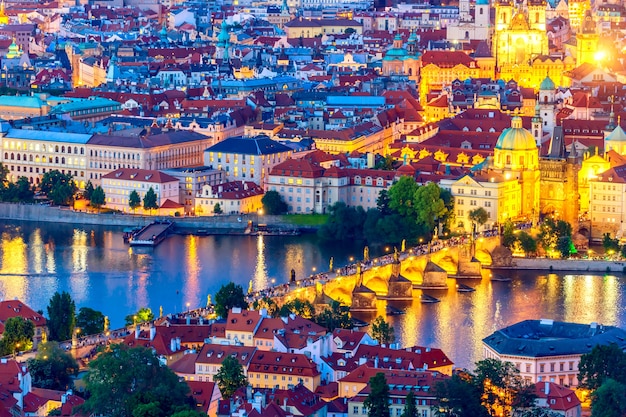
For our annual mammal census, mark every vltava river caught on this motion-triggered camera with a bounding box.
[0,221,624,369]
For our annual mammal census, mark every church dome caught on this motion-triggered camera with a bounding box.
[495,116,537,151]
[605,125,626,142]
[476,0,489,5]
[384,33,411,61]
[539,76,555,91]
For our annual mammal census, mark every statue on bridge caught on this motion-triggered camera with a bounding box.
[363,246,370,262]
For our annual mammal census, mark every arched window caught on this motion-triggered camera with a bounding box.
[544,96,548,103]
[519,156,524,166]
[61,146,65,153]
[16,154,20,161]
[29,155,33,162]
[55,157,59,164]
[3,152,7,159]
[506,155,511,165]
[10,153,14,160]
[81,148,84,155]
[62,157,65,164]
[55,146,59,152]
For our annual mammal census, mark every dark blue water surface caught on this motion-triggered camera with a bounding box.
[1,221,625,369]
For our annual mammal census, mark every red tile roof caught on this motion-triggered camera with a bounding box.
[0,300,46,327]
[248,351,320,377]
[101,168,179,184]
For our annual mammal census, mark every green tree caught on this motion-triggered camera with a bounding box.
[314,300,351,332]
[124,307,155,326]
[364,373,390,417]
[27,342,78,390]
[538,218,572,258]
[517,231,537,256]
[261,190,288,215]
[578,343,626,390]
[279,298,315,319]
[129,190,141,213]
[0,316,35,355]
[84,180,95,200]
[602,233,620,256]
[401,390,417,417]
[214,355,248,400]
[46,291,76,341]
[317,202,366,242]
[252,297,279,318]
[214,283,249,319]
[0,162,8,191]
[388,176,420,219]
[375,155,395,170]
[41,170,77,206]
[376,190,392,215]
[591,379,626,417]
[474,358,535,417]
[80,344,192,417]
[370,316,395,345]
[414,182,447,235]
[469,207,489,236]
[514,408,562,417]
[169,410,207,417]
[434,373,489,417]
[502,220,517,248]
[143,187,159,213]
[76,307,106,335]
[90,185,106,210]
[213,203,223,215]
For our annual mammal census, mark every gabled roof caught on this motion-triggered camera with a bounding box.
[0,300,46,327]
[101,168,179,184]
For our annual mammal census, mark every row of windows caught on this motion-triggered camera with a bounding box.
[457,199,492,208]
[4,153,85,166]
[457,189,492,196]
[592,206,617,213]
[4,141,85,155]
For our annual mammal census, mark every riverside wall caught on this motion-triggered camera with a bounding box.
[0,202,295,231]
[500,258,626,273]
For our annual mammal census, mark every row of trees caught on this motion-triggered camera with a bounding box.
[501,218,574,258]
[0,164,162,213]
[317,178,454,246]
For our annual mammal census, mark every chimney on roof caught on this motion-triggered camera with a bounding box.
[358,357,366,365]
[149,323,156,341]
[374,356,379,368]
[186,315,191,325]
[170,337,177,352]
[545,382,550,395]
[135,324,140,339]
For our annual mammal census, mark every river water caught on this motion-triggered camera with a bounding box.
[0,221,624,369]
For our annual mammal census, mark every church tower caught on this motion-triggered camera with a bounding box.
[494,0,514,31]
[528,0,547,31]
[476,0,490,29]
[576,10,599,66]
[532,101,543,147]
[538,76,556,134]
[494,116,541,219]
[459,0,471,21]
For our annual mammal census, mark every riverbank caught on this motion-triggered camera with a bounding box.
[0,202,303,232]
[489,257,626,273]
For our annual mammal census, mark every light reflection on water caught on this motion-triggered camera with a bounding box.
[0,221,624,369]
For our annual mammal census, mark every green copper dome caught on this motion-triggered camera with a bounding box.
[495,117,537,151]
[539,76,555,91]
[605,125,626,142]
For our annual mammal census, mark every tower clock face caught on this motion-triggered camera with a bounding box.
[514,36,527,65]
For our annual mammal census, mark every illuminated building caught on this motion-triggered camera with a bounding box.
[194,180,264,216]
[419,51,481,103]
[483,319,626,387]
[446,0,491,41]
[492,0,574,88]
[381,32,420,81]
[492,116,541,220]
[575,11,599,66]
[578,148,612,214]
[568,0,591,33]
[0,1,7,26]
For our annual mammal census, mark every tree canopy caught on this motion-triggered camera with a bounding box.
[578,343,626,390]
[434,373,489,417]
[261,190,288,215]
[214,283,249,318]
[80,344,193,417]
[538,218,573,258]
[468,207,489,234]
[41,170,77,206]
[47,291,76,341]
[27,342,78,390]
[76,307,106,335]
[124,307,155,326]
[214,356,248,400]
[370,316,395,345]
[364,373,390,417]
[143,187,159,212]
[591,379,626,417]
[90,185,106,210]
[0,316,34,355]
[129,190,141,212]
[314,300,352,332]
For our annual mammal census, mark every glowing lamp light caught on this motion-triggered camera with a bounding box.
[594,51,606,61]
